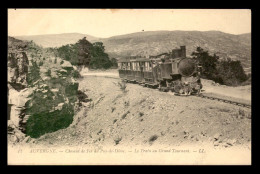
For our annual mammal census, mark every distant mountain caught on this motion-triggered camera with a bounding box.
[101,31,251,71]
[14,33,100,48]
[13,30,251,73]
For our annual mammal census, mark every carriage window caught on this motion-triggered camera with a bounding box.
[139,62,144,70]
[132,62,136,70]
[127,63,131,70]
[137,62,140,71]
[118,63,122,69]
[144,62,147,71]
[149,62,152,71]
[134,62,138,71]
[144,62,152,71]
[122,63,126,70]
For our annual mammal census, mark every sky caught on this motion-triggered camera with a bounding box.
[8,9,251,38]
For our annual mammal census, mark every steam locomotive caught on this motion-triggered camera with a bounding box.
[117,46,202,95]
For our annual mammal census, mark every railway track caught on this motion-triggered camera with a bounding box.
[196,93,251,109]
[159,89,251,109]
[83,74,251,109]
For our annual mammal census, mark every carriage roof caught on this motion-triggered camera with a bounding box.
[117,58,131,63]
[130,58,150,62]
[118,58,151,63]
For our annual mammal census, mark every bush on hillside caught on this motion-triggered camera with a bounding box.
[110,58,118,68]
[26,103,74,138]
[191,47,249,86]
[216,59,248,86]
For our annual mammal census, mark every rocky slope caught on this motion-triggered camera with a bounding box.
[20,76,251,151]
[8,72,251,164]
[8,37,81,143]
[8,37,30,135]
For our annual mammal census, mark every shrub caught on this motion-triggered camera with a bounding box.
[121,111,130,119]
[72,70,82,79]
[139,112,144,117]
[114,136,122,145]
[26,104,74,138]
[110,58,118,68]
[192,47,249,86]
[38,61,43,66]
[46,69,51,77]
[77,90,89,102]
[149,135,158,144]
[111,107,116,113]
[216,60,248,86]
[116,80,127,93]
[113,119,117,124]
[238,108,245,117]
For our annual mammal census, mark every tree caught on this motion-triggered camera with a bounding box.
[57,38,113,69]
[57,44,78,65]
[89,42,113,69]
[191,47,248,86]
[75,37,93,66]
[110,58,118,68]
[217,59,248,86]
[57,37,92,66]
[191,47,219,80]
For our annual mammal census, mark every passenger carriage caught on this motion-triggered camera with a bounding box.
[117,46,202,95]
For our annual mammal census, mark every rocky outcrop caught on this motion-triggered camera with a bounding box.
[8,84,31,129]
[8,37,82,141]
[8,51,29,90]
[8,37,30,134]
[24,64,79,138]
[8,40,32,146]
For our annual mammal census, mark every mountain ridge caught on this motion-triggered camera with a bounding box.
[13,31,251,73]
[14,33,100,48]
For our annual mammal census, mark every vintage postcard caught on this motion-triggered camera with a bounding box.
[7,9,251,165]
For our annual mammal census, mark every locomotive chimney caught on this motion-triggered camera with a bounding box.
[180,46,186,58]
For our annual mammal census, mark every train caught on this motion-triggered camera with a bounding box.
[117,46,203,95]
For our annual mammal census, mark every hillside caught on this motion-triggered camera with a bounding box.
[8,36,80,139]
[14,33,100,48]
[13,30,251,73]
[12,75,251,164]
[101,31,251,71]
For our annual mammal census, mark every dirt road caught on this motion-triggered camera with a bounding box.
[82,69,251,102]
